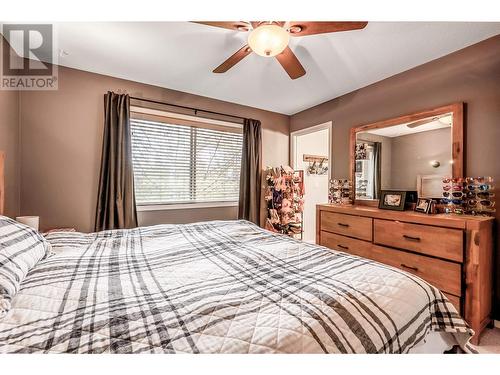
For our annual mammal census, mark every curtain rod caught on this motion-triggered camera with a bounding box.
[129,96,246,123]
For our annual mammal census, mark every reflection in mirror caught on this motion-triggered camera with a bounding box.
[355,113,453,200]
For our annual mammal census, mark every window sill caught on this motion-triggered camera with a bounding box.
[137,201,238,212]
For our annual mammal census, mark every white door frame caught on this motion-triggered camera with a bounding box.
[290,122,333,243]
[290,121,333,180]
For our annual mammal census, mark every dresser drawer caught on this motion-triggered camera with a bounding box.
[373,219,463,263]
[320,212,373,241]
[369,245,462,296]
[320,231,372,258]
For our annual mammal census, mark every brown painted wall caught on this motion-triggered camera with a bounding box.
[390,127,451,190]
[290,35,500,317]
[0,90,20,218]
[0,38,20,217]
[19,65,290,232]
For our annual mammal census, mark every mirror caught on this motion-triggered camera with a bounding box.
[350,103,463,203]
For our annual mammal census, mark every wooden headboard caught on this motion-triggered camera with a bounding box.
[0,151,4,215]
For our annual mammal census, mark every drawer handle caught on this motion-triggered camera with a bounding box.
[400,263,419,272]
[403,234,421,242]
[338,244,349,250]
[337,223,350,228]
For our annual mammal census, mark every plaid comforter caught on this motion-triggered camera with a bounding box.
[0,220,472,353]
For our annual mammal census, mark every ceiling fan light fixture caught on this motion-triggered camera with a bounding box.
[248,24,290,57]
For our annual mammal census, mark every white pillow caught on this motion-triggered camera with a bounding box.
[0,215,51,318]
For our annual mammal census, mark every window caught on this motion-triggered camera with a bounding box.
[130,113,243,207]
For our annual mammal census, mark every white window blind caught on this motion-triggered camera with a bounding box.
[131,117,243,206]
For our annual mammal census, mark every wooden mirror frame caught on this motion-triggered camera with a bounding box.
[349,102,464,205]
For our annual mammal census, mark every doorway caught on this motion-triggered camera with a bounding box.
[291,122,332,243]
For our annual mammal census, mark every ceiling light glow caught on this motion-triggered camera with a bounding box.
[248,24,290,57]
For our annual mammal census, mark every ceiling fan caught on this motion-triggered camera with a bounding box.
[406,114,451,129]
[193,21,368,79]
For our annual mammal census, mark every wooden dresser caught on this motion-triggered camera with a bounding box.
[316,204,494,345]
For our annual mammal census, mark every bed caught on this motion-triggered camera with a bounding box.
[0,219,473,353]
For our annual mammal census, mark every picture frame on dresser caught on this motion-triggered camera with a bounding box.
[378,190,407,211]
[415,198,433,214]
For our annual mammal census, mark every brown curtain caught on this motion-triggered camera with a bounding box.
[372,142,382,199]
[95,92,138,231]
[238,118,262,225]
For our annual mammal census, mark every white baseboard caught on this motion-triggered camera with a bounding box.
[494,320,500,329]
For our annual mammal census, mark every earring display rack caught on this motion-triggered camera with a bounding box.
[264,166,305,239]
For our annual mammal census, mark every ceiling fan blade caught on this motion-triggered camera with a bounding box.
[406,115,448,128]
[192,21,251,32]
[250,21,265,29]
[286,21,368,36]
[406,119,432,129]
[275,46,306,79]
[213,45,252,73]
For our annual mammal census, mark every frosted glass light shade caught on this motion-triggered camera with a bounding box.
[248,24,290,57]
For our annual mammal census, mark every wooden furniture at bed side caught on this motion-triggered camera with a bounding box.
[0,151,4,216]
[316,204,494,345]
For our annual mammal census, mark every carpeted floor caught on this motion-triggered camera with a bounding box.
[471,327,500,354]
